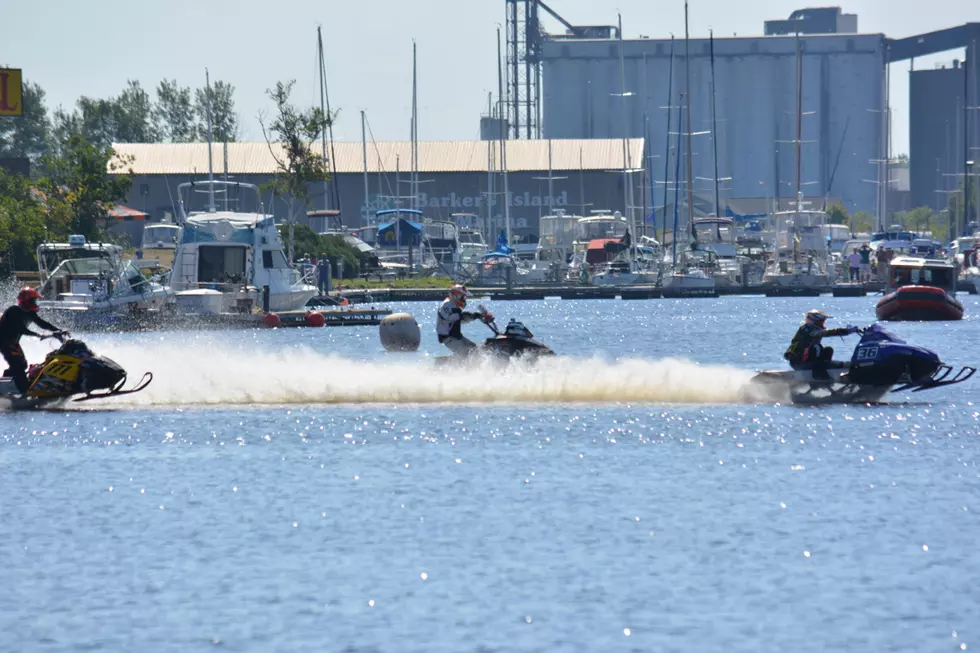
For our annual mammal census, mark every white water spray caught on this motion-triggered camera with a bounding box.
[9,338,760,408]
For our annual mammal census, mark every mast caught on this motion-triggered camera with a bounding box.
[317,26,330,212]
[672,102,683,267]
[204,68,215,213]
[361,110,369,221]
[662,35,675,246]
[683,2,695,234]
[411,40,419,207]
[497,27,511,245]
[794,31,803,216]
[487,92,495,237]
[710,30,721,218]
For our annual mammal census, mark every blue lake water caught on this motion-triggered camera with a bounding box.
[2,295,979,652]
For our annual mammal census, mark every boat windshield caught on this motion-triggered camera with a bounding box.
[892,265,955,290]
[459,231,485,245]
[578,219,626,240]
[694,221,734,243]
[142,225,180,248]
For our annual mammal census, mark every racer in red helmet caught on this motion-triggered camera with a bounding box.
[0,288,65,394]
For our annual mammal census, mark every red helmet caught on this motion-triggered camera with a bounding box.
[17,287,41,312]
[449,284,471,307]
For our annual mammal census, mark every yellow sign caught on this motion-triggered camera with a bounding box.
[0,68,24,117]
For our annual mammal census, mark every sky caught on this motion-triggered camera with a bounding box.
[3,0,977,155]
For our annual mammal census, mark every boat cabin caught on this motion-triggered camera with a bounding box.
[887,256,956,293]
[37,237,147,301]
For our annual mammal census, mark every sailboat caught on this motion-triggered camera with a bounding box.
[660,1,717,297]
[591,17,659,286]
[761,32,831,296]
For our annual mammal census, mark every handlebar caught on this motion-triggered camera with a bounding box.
[40,331,69,343]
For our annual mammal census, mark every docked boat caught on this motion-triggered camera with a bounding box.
[170,180,317,314]
[875,255,963,321]
[691,218,747,289]
[522,210,580,282]
[36,235,174,327]
[761,205,832,295]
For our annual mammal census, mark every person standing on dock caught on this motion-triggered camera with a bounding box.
[317,255,332,296]
[847,250,861,282]
[858,243,872,283]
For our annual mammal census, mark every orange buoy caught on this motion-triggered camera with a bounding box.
[305,310,326,327]
[263,312,281,328]
[339,297,349,306]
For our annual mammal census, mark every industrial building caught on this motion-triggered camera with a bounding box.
[112,139,644,243]
[502,2,980,234]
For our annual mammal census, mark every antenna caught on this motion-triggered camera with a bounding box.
[204,68,215,213]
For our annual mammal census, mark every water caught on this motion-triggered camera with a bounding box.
[2,295,979,652]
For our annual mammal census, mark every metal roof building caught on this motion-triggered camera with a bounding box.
[112,139,645,175]
[112,139,649,240]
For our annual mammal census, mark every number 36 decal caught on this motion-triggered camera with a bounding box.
[855,346,879,361]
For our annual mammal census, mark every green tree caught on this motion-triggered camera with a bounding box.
[195,79,238,142]
[0,80,51,167]
[114,80,157,142]
[825,202,848,225]
[154,79,197,142]
[260,79,331,262]
[76,96,119,148]
[276,224,363,275]
[946,178,979,232]
[0,168,61,271]
[851,210,875,235]
[40,136,133,239]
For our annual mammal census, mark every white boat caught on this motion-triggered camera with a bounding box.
[36,235,175,326]
[458,228,488,263]
[691,218,748,289]
[761,206,833,292]
[523,210,580,282]
[170,180,317,314]
[661,261,716,296]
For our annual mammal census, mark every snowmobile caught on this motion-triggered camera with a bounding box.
[750,324,975,404]
[434,305,556,367]
[0,333,153,409]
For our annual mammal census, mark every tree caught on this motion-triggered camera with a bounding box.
[851,210,875,235]
[195,79,238,142]
[154,79,197,142]
[40,136,133,239]
[0,80,51,167]
[51,106,82,148]
[114,80,157,142]
[825,202,848,226]
[260,79,331,263]
[75,96,119,149]
[0,167,66,271]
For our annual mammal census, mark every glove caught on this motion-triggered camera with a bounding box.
[482,312,494,322]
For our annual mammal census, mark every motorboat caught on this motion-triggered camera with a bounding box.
[522,210,580,282]
[458,228,489,263]
[35,235,174,328]
[170,181,317,314]
[660,253,717,297]
[691,218,747,289]
[875,255,963,321]
[761,204,832,295]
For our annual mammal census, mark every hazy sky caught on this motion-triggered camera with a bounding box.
[4,0,976,154]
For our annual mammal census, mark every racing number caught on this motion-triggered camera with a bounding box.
[855,346,879,361]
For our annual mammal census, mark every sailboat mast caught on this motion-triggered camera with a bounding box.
[662,35,675,246]
[361,110,369,220]
[411,40,419,206]
[205,68,215,213]
[497,27,511,245]
[317,26,330,212]
[794,32,803,212]
[710,30,721,218]
[683,1,695,228]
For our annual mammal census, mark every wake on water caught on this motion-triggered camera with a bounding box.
[6,337,772,409]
